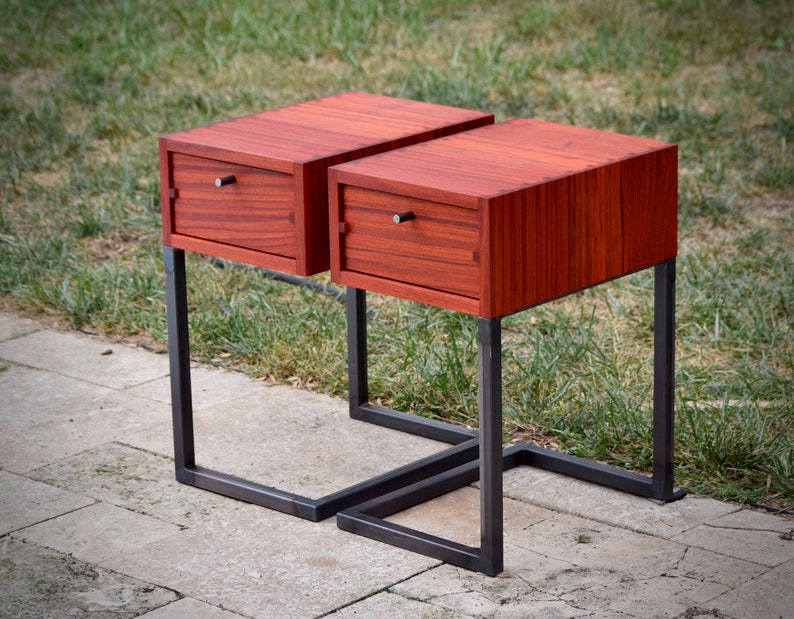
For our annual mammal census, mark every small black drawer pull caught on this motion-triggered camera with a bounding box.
[392,211,415,224]
[215,175,236,187]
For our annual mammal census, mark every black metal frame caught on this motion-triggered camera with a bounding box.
[163,246,479,521]
[337,259,685,576]
[165,246,683,573]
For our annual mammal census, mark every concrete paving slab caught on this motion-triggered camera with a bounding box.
[125,365,265,411]
[0,537,178,618]
[496,513,768,617]
[502,466,739,538]
[138,597,249,618]
[0,329,169,390]
[326,591,471,618]
[670,546,767,588]
[508,512,686,578]
[390,563,596,618]
[672,509,794,567]
[705,507,794,533]
[28,442,243,527]
[2,313,791,617]
[0,364,170,472]
[530,565,727,618]
[385,477,769,610]
[119,417,174,457]
[12,502,182,564]
[387,485,555,547]
[126,383,448,498]
[0,470,94,536]
[392,552,733,619]
[709,558,794,618]
[0,312,41,342]
[102,503,439,619]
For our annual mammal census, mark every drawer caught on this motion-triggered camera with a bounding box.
[171,153,296,258]
[339,186,479,299]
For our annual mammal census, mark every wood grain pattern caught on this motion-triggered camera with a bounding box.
[341,186,479,298]
[330,118,678,317]
[171,153,295,257]
[160,92,493,275]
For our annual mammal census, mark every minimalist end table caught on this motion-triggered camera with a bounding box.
[160,92,493,520]
[329,119,685,575]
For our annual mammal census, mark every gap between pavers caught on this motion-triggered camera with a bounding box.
[707,558,794,618]
[672,508,794,567]
[27,441,246,528]
[0,363,171,473]
[0,313,41,342]
[324,591,473,619]
[11,501,182,565]
[0,470,94,536]
[0,537,179,618]
[501,466,740,539]
[125,382,449,498]
[137,597,249,618]
[0,328,170,390]
[101,502,440,619]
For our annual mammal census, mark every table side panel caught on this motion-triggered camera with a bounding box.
[483,148,677,318]
[621,145,678,272]
[294,159,326,275]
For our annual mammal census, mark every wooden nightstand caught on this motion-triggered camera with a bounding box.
[329,119,684,575]
[160,91,493,276]
[160,92,493,520]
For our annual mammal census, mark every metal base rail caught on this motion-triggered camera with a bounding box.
[164,246,479,522]
[338,259,685,576]
[338,441,686,575]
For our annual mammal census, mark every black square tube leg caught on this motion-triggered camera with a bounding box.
[652,258,682,501]
[347,287,369,412]
[164,246,195,477]
[478,316,504,575]
[346,287,477,444]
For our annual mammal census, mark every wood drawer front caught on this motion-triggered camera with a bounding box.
[340,186,479,299]
[171,153,295,257]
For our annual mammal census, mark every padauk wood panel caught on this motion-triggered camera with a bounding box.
[171,153,295,258]
[341,186,479,299]
[330,119,677,317]
[620,147,678,273]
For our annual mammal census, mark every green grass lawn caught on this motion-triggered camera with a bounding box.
[2,0,792,510]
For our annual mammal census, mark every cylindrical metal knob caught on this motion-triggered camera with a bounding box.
[392,211,415,224]
[215,175,236,187]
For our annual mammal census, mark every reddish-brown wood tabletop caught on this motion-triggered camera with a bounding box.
[329,119,677,318]
[159,91,494,275]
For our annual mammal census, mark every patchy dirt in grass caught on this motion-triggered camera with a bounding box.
[77,230,151,264]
